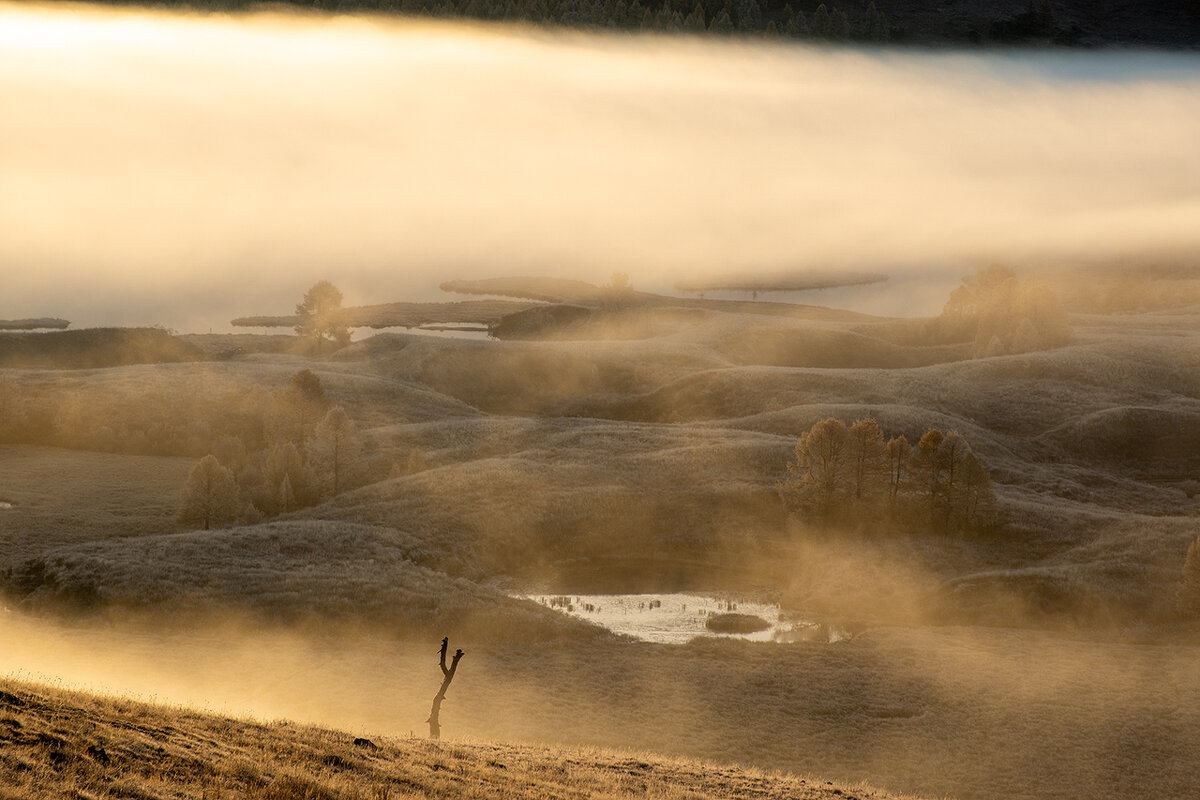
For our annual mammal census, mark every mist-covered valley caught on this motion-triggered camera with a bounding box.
[3,3,1200,800]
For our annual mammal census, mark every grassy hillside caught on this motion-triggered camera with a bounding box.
[3,520,606,642]
[0,328,202,370]
[0,677,908,800]
[5,300,1200,625]
[0,446,192,564]
[4,276,1200,799]
[2,616,1198,800]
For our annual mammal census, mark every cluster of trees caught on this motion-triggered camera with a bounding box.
[940,265,1071,357]
[177,370,365,529]
[785,417,995,533]
[297,0,893,40]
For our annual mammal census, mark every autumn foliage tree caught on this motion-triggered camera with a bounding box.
[787,417,849,516]
[178,455,240,530]
[312,406,361,497]
[885,434,912,502]
[848,418,886,500]
[272,368,330,446]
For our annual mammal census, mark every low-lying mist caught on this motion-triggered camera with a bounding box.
[3,604,1198,800]
[2,3,1199,329]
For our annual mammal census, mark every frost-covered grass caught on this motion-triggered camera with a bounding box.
[6,308,1200,626]
[3,304,1200,800]
[6,520,603,643]
[0,445,192,564]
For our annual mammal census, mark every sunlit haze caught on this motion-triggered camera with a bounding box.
[3,2,1199,329]
[4,6,1200,800]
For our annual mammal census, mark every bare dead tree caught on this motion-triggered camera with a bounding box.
[427,637,464,740]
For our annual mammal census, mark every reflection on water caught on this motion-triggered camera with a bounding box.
[661,264,966,318]
[527,593,852,644]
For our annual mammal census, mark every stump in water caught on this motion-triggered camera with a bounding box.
[427,636,464,740]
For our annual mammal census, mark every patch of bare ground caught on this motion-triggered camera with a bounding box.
[0,677,908,800]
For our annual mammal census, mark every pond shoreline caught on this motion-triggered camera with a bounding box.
[524,592,853,645]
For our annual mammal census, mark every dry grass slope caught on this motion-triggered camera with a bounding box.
[0,678,910,800]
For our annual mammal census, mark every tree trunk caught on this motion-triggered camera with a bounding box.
[427,637,464,740]
[332,437,340,496]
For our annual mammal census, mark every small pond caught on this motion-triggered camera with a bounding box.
[526,593,851,645]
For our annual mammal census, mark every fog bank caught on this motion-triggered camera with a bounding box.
[2,3,1199,329]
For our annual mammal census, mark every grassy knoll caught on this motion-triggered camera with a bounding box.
[0,328,201,369]
[0,677,906,800]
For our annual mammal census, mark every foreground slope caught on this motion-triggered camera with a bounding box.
[0,678,910,800]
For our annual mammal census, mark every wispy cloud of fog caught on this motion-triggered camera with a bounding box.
[2,3,1199,329]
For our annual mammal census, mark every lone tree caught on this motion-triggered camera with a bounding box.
[178,454,240,530]
[601,271,634,309]
[428,637,465,740]
[295,280,350,346]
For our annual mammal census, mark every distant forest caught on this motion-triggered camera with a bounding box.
[71,0,1200,47]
